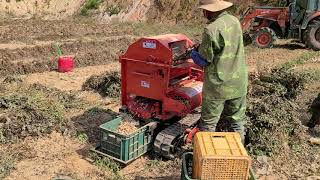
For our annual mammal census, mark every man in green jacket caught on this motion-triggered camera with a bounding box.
[191,0,248,142]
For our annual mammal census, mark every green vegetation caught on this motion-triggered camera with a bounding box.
[279,51,320,82]
[82,71,121,98]
[76,132,88,144]
[0,156,15,178]
[0,150,19,179]
[89,153,124,180]
[145,159,161,169]
[289,143,302,153]
[105,5,121,16]
[0,129,5,144]
[256,0,286,6]
[80,0,102,16]
[246,48,320,156]
[280,51,320,70]
[247,67,308,156]
[305,69,320,81]
[0,82,86,143]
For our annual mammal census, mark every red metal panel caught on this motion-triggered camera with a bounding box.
[241,7,289,32]
[121,37,172,64]
[167,81,203,110]
[121,34,193,65]
[120,34,203,121]
[147,34,193,48]
[124,60,169,101]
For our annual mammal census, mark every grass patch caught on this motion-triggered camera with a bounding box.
[0,90,65,143]
[80,0,102,16]
[145,159,161,170]
[0,129,5,144]
[247,68,308,156]
[0,149,20,179]
[0,155,15,178]
[246,47,320,156]
[82,71,121,98]
[0,83,84,143]
[304,69,320,81]
[280,51,320,70]
[105,5,121,16]
[278,50,320,82]
[89,153,124,180]
[76,132,88,144]
[30,83,87,109]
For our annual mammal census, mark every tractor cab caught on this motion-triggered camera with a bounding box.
[288,0,320,49]
[241,0,320,50]
[289,0,320,29]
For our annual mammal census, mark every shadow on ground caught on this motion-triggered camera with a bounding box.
[71,107,118,143]
[273,43,305,50]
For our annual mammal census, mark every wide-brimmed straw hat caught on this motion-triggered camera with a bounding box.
[198,0,233,12]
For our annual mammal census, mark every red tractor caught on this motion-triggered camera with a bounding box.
[241,0,320,50]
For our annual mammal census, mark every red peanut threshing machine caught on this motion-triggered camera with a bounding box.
[120,34,203,158]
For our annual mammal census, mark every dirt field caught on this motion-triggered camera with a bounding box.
[0,19,136,76]
[0,16,320,180]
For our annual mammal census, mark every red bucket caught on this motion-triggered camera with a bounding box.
[58,56,74,73]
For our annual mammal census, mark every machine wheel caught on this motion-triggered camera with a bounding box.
[253,27,277,48]
[153,110,201,159]
[304,19,320,51]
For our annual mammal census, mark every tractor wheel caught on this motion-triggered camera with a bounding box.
[304,19,320,51]
[253,27,277,48]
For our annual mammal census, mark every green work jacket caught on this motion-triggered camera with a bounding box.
[198,12,248,100]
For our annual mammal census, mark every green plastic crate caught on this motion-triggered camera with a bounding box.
[181,152,256,180]
[93,116,155,164]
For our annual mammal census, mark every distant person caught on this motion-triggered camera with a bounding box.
[191,0,248,142]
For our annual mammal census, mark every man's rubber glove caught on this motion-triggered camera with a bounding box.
[191,50,209,67]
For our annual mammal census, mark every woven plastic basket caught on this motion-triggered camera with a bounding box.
[193,132,251,180]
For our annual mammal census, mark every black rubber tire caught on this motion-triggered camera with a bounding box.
[304,19,320,51]
[253,27,277,49]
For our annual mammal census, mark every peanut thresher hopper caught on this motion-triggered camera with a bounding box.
[94,34,204,163]
[121,34,203,120]
[121,34,204,157]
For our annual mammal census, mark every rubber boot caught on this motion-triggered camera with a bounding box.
[230,121,246,144]
[198,121,217,132]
